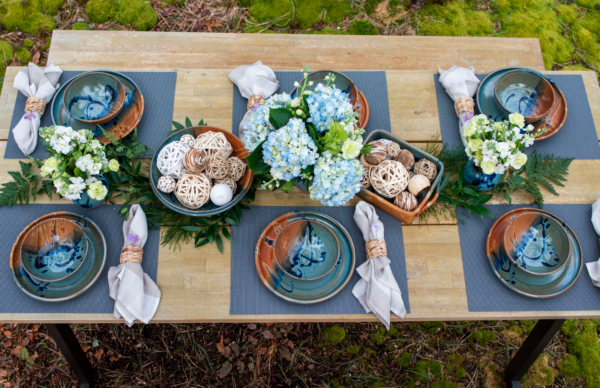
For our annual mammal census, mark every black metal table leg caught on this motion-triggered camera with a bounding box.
[504,319,565,388]
[46,324,96,388]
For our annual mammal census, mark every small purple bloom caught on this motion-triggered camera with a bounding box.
[24,112,36,121]
[251,103,260,112]
[370,225,379,235]
[128,234,139,246]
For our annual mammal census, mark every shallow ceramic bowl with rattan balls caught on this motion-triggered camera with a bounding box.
[150,126,254,217]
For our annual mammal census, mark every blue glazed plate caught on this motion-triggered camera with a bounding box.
[10,212,107,302]
[486,208,582,299]
[255,211,356,304]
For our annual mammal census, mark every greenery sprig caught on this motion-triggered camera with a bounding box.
[0,160,47,206]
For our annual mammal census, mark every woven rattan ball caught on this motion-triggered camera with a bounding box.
[175,174,212,209]
[408,174,431,196]
[408,171,414,179]
[179,134,196,148]
[386,142,401,158]
[194,131,233,159]
[395,149,415,170]
[182,148,208,175]
[360,167,371,189]
[157,141,190,179]
[413,159,438,182]
[205,155,229,180]
[157,175,176,193]
[215,177,237,193]
[394,191,418,212]
[227,157,247,181]
[364,141,387,165]
[369,160,409,198]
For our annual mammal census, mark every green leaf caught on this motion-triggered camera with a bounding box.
[245,140,270,175]
[198,119,207,126]
[222,227,232,241]
[180,226,204,232]
[215,233,223,253]
[278,179,296,193]
[172,121,184,130]
[462,187,479,197]
[360,144,372,155]
[224,217,238,226]
[185,117,193,128]
[268,108,293,129]
[195,238,209,247]
[307,125,322,154]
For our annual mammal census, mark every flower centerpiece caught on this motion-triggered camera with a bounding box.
[461,113,538,191]
[243,67,370,206]
[38,125,119,207]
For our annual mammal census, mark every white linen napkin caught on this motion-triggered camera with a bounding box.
[107,205,161,326]
[587,197,600,286]
[229,61,279,142]
[352,201,406,329]
[12,63,63,155]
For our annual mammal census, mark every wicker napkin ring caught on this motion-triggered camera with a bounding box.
[25,97,46,115]
[366,239,387,259]
[247,94,266,110]
[454,97,474,116]
[120,245,144,264]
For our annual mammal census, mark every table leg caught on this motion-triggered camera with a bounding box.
[46,324,96,388]
[504,319,565,388]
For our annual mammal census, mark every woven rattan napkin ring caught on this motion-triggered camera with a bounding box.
[120,245,143,264]
[366,239,387,259]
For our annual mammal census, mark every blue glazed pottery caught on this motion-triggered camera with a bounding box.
[494,70,555,123]
[462,159,501,192]
[72,176,109,209]
[10,212,107,302]
[486,208,582,299]
[63,72,126,124]
[20,218,88,283]
[255,211,356,304]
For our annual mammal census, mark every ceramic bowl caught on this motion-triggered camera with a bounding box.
[63,72,126,125]
[494,69,555,123]
[20,218,89,283]
[503,210,571,277]
[150,126,253,217]
[273,218,340,281]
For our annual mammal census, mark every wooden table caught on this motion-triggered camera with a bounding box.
[1,31,599,387]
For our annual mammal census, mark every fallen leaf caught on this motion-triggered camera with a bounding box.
[218,361,232,378]
[237,361,245,373]
[248,362,254,371]
[0,370,7,377]
[3,331,12,338]
[264,323,273,327]
[32,51,40,64]
[262,330,274,340]
[216,338,231,358]
[248,336,258,345]
[28,351,38,362]
[135,343,142,348]
[94,349,104,359]
[287,340,294,349]
[230,342,240,357]
[247,323,256,330]
[10,346,22,356]
[82,345,91,352]
[280,347,292,362]
[259,347,267,355]
[308,364,315,370]
[4,340,12,348]
[21,337,30,347]
[110,356,119,362]
[17,347,29,361]
[31,325,39,332]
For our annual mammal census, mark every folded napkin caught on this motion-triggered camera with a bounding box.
[12,63,63,155]
[229,61,279,142]
[108,205,161,326]
[352,201,406,329]
[587,198,600,286]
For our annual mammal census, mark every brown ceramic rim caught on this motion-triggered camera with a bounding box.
[493,70,555,123]
[532,84,567,140]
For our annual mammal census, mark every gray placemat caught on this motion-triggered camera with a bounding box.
[0,204,160,314]
[434,74,600,159]
[457,204,600,312]
[230,206,410,315]
[5,71,177,159]
[232,71,391,136]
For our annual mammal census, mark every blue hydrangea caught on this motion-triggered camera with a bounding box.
[243,93,292,152]
[262,118,318,181]
[309,151,364,206]
[306,84,356,134]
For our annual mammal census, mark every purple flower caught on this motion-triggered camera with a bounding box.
[128,234,139,246]
[370,225,379,235]
[24,112,36,121]
[251,103,260,112]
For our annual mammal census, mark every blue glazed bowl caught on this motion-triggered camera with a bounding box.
[63,72,126,125]
[494,69,555,123]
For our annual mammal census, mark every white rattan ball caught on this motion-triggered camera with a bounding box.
[157,175,176,193]
[215,177,237,193]
[194,131,233,159]
[414,159,438,182]
[370,160,409,198]
[227,157,247,181]
[205,155,230,180]
[157,141,190,179]
[179,134,196,148]
[175,174,212,209]
[360,167,371,188]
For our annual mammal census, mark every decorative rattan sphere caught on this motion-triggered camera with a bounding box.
[194,131,233,159]
[386,142,401,158]
[395,149,415,170]
[227,157,247,181]
[364,141,387,165]
[360,167,371,189]
[157,141,190,179]
[369,160,409,198]
[408,171,414,179]
[414,159,438,182]
[182,148,208,175]
[175,174,212,209]
[205,155,229,180]
[408,174,431,196]
[157,175,176,193]
[179,134,196,148]
[215,177,237,193]
[394,191,418,212]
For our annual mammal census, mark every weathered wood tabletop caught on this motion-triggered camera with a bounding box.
[1,31,599,323]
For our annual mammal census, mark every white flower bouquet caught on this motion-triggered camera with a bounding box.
[243,67,370,206]
[462,113,537,175]
[39,126,119,201]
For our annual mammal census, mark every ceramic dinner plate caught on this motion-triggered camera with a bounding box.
[486,208,582,298]
[10,212,107,302]
[476,67,567,140]
[51,70,145,144]
[255,211,356,304]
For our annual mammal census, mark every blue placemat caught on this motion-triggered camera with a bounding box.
[434,74,600,160]
[230,206,410,315]
[457,204,600,312]
[5,70,177,159]
[232,71,391,136]
[0,204,160,314]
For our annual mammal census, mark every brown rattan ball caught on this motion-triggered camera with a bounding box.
[369,160,410,198]
[182,148,208,175]
[413,159,438,182]
[215,177,237,193]
[227,157,247,181]
[364,141,387,165]
[360,167,371,189]
[175,174,212,209]
[386,142,401,158]
[394,191,418,212]
[395,149,415,170]
[205,155,229,180]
